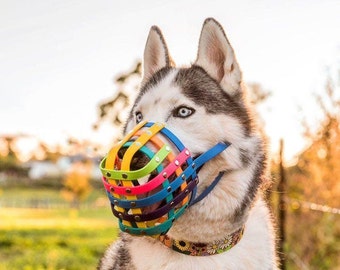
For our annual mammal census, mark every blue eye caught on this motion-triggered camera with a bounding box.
[174,106,195,118]
[135,112,143,123]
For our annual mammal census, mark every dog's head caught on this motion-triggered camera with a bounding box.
[125,18,256,173]
[101,18,266,238]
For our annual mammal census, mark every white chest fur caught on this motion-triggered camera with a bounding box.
[127,198,277,270]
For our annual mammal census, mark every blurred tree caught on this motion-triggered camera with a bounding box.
[247,82,271,105]
[61,160,92,208]
[94,62,142,131]
[1,136,19,160]
[0,136,28,176]
[246,83,271,138]
[294,77,340,205]
[282,75,340,268]
[65,137,101,157]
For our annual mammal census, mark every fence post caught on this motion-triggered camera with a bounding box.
[278,139,286,269]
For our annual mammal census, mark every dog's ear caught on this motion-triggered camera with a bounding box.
[195,18,242,98]
[141,26,174,86]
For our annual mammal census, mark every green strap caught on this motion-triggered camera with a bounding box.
[100,144,170,180]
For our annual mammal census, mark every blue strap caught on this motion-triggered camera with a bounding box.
[193,142,229,168]
[189,171,225,206]
[188,142,229,206]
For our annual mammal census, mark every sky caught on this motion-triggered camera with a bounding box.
[1,0,340,162]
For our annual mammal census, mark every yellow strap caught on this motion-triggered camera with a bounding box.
[104,121,146,227]
[105,121,147,170]
[119,123,165,228]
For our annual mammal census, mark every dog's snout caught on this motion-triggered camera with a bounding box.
[118,148,127,159]
[118,148,150,170]
[131,151,150,170]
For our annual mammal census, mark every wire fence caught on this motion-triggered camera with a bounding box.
[0,197,108,209]
[286,197,340,215]
[2,194,339,214]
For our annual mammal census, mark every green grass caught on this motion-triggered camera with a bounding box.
[0,227,117,270]
[0,188,119,270]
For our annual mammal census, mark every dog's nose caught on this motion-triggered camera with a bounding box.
[118,147,151,171]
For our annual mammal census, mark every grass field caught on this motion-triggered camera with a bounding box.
[0,188,119,270]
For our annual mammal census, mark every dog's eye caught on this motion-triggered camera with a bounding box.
[135,111,143,123]
[173,106,195,118]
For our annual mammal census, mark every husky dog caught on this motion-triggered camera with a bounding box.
[99,18,278,270]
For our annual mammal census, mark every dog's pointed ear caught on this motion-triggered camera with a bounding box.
[195,18,242,98]
[141,26,174,86]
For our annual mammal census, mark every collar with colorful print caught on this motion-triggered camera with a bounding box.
[159,226,244,256]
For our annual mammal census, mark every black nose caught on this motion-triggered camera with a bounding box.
[118,148,150,171]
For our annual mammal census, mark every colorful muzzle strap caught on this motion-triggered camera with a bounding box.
[100,121,229,236]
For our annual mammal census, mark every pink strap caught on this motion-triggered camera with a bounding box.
[103,148,190,195]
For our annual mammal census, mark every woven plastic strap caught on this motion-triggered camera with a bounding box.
[102,147,190,196]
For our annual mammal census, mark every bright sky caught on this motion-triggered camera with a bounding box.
[1,0,340,162]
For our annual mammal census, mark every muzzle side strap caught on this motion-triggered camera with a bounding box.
[188,142,230,206]
[193,142,229,168]
[189,171,225,206]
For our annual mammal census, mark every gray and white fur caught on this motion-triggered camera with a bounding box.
[98,18,278,270]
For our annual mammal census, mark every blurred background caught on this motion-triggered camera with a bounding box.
[1,0,340,269]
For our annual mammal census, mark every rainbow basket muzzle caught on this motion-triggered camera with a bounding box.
[100,121,229,237]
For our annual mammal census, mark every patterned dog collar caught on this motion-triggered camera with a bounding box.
[159,226,244,256]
